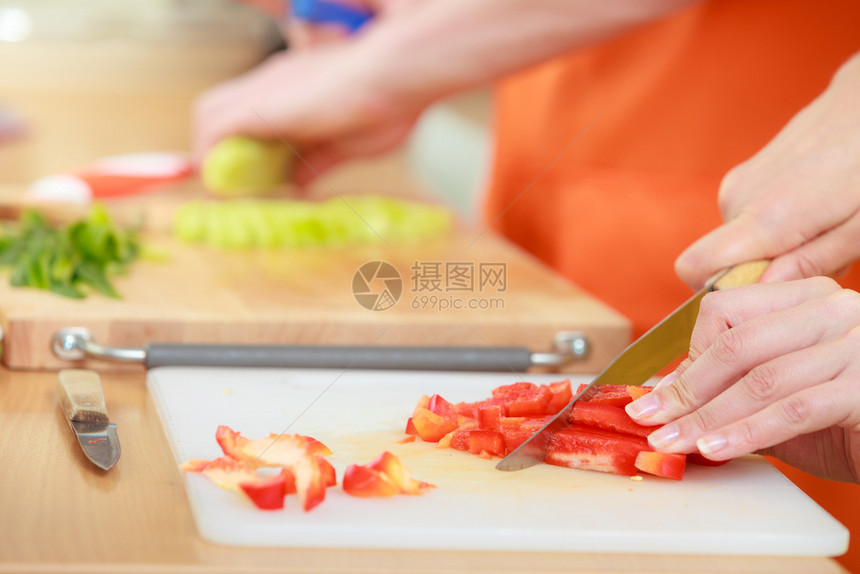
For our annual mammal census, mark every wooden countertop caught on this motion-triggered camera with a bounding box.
[0,368,847,574]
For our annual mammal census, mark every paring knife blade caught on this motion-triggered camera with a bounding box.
[496,260,769,472]
[58,369,121,471]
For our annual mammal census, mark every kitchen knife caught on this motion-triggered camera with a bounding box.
[496,260,769,472]
[57,369,121,471]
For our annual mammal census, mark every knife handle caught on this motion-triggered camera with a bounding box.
[58,369,109,424]
[712,260,770,291]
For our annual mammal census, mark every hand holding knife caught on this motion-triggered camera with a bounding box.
[496,260,770,472]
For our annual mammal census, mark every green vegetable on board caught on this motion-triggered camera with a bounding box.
[0,204,139,299]
[201,136,294,196]
[174,196,453,249]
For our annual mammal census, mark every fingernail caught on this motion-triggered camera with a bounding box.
[653,371,678,390]
[648,424,680,450]
[697,434,728,455]
[625,394,659,419]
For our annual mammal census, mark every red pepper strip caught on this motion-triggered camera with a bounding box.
[687,452,732,467]
[569,402,653,438]
[239,471,292,510]
[343,451,435,498]
[411,407,458,442]
[292,451,329,511]
[546,379,573,414]
[215,425,332,468]
[343,463,400,498]
[545,425,650,476]
[180,456,289,510]
[574,384,653,407]
[468,430,505,457]
[634,451,686,480]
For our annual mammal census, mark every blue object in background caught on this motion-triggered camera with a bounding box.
[291,0,374,33]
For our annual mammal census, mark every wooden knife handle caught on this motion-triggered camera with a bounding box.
[57,369,109,424]
[712,260,770,291]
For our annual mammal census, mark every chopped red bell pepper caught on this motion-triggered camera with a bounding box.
[417,382,724,482]
[687,452,732,467]
[239,470,292,510]
[215,425,332,468]
[404,417,419,436]
[493,382,553,417]
[183,426,337,512]
[468,430,505,457]
[428,394,458,420]
[342,463,401,497]
[180,456,290,510]
[409,393,460,442]
[573,383,653,407]
[477,405,503,431]
[343,451,435,498]
[292,451,329,511]
[545,425,650,476]
[546,379,573,414]
[497,416,551,454]
[411,407,459,442]
[570,401,653,438]
[634,451,686,480]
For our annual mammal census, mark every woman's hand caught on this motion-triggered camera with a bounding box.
[625,277,860,484]
[193,42,420,186]
[676,52,860,289]
[194,0,696,185]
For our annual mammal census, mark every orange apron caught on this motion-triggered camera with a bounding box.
[484,0,860,569]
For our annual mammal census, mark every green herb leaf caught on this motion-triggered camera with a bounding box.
[0,204,139,299]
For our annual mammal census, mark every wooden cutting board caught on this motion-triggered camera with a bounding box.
[0,178,630,372]
[147,367,849,555]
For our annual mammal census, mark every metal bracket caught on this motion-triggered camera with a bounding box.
[52,327,145,363]
[529,330,590,367]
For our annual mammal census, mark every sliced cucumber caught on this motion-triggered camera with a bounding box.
[174,196,453,249]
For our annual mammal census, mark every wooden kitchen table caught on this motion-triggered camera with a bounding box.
[0,368,848,574]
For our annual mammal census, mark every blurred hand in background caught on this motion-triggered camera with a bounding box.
[193,0,694,185]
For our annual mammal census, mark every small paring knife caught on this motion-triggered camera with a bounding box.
[57,369,121,471]
[496,260,770,472]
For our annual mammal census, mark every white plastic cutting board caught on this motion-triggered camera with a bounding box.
[147,367,849,555]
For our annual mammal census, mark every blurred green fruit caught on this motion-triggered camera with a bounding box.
[201,136,293,196]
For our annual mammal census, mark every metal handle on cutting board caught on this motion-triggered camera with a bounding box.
[51,327,590,371]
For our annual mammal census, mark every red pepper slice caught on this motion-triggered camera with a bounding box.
[422,383,728,481]
[292,451,329,511]
[409,394,460,442]
[180,456,290,510]
[634,451,687,480]
[687,452,732,467]
[215,425,332,468]
[493,382,553,416]
[574,384,653,407]
[342,463,400,497]
[570,402,653,438]
[343,451,435,498]
[477,405,503,431]
[411,407,459,442]
[239,470,292,510]
[468,430,505,457]
[545,425,650,476]
[546,379,573,414]
[184,426,336,512]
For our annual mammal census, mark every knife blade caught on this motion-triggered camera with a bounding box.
[496,260,769,472]
[57,369,121,471]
